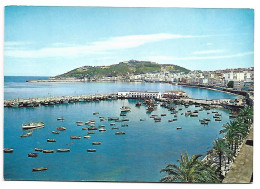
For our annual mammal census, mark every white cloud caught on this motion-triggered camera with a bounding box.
[146,51,254,61]
[192,49,225,55]
[4,33,204,58]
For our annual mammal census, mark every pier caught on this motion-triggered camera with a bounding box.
[4,91,245,110]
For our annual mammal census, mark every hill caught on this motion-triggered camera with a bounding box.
[55,60,190,79]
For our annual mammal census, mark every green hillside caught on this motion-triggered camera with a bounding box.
[55,60,190,79]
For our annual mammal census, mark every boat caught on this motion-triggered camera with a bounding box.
[115,119,123,122]
[32,167,48,172]
[56,148,70,152]
[92,142,101,145]
[213,116,220,118]
[112,127,119,129]
[140,118,146,121]
[120,106,131,112]
[88,132,95,134]
[4,148,14,153]
[35,148,43,152]
[201,122,208,125]
[100,118,107,121]
[174,114,178,117]
[88,127,97,130]
[20,131,33,137]
[57,117,65,121]
[121,124,128,127]
[57,127,66,131]
[110,123,115,126]
[87,149,96,152]
[22,122,45,129]
[47,139,56,142]
[135,101,142,106]
[115,131,126,135]
[161,114,166,116]
[28,153,38,158]
[84,135,91,138]
[168,119,173,122]
[62,100,69,104]
[77,123,84,126]
[215,113,222,116]
[99,125,105,127]
[99,128,106,132]
[190,113,198,117]
[215,118,222,121]
[146,106,155,112]
[108,117,119,121]
[70,136,81,139]
[177,127,182,130]
[76,121,83,123]
[212,111,218,113]
[82,127,88,130]
[204,118,211,122]
[43,150,54,153]
[155,119,161,122]
[172,118,178,121]
[52,131,60,134]
[93,112,99,115]
[120,114,127,116]
[122,118,129,121]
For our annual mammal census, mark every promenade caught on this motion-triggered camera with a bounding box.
[222,126,253,183]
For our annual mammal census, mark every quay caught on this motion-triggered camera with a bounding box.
[4,90,245,110]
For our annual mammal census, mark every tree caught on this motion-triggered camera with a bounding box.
[227,81,234,88]
[212,138,234,177]
[160,152,220,183]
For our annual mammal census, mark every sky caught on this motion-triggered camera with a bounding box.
[4,6,254,76]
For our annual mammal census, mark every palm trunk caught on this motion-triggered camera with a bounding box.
[219,153,222,176]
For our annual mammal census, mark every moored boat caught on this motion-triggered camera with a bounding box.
[52,131,60,134]
[56,148,70,152]
[120,106,131,112]
[177,127,182,130]
[32,167,48,172]
[22,122,45,129]
[20,131,33,137]
[70,136,81,139]
[43,150,54,153]
[87,149,96,152]
[57,126,66,131]
[84,135,91,138]
[92,142,101,145]
[115,131,126,135]
[4,148,14,153]
[57,117,65,121]
[99,128,106,132]
[47,139,56,142]
[35,148,43,152]
[28,153,38,157]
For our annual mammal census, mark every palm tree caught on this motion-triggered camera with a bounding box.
[160,152,220,183]
[212,138,234,177]
[239,106,253,124]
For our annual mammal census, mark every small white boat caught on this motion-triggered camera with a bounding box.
[22,122,44,129]
[32,167,48,172]
[56,148,70,152]
[84,135,91,138]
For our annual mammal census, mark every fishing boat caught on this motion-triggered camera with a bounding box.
[92,142,101,145]
[121,124,128,127]
[215,118,222,121]
[112,127,119,129]
[140,118,146,121]
[120,106,131,112]
[108,117,119,121]
[99,128,106,132]
[99,125,105,127]
[76,121,83,123]
[22,122,45,129]
[57,117,65,121]
[57,127,66,131]
[146,106,155,112]
[28,153,38,158]
[177,127,182,130]
[115,131,126,135]
[161,114,166,116]
[213,116,220,118]
[84,135,91,138]
[82,127,88,130]
[77,123,84,126]
[52,131,60,134]
[88,127,97,130]
[190,113,198,117]
[115,119,123,122]
[35,148,43,152]
[56,148,70,152]
[87,149,96,152]
[168,119,173,122]
[4,148,14,153]
[47,139,56,142]
[110,123,115,126]
[93,112,99,115]
[122,118,129,121]
[70,136,81,139]
[32,167,48,172]
[43,150,54,153]
[88,132,95,134]
[135,101,142,106]
[20,131,33,137]
[174,114,178,117]
[120,114,126,116]
[172,118,178,121]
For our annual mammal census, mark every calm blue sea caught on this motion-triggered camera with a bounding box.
[4,76,236,181]
[4,76,237,100]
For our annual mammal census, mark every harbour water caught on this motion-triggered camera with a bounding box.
[4,76,236,181]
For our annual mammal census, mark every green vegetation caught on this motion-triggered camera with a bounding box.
[160,106,253,183]
[160,152,220,183]
[55,60,190,78]
[227,81,234,88]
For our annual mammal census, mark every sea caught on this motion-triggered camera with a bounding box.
[4,76,237,181]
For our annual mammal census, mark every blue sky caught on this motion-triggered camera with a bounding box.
[4,6,254,76]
